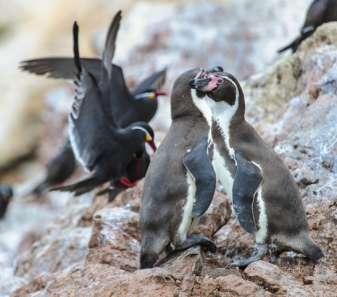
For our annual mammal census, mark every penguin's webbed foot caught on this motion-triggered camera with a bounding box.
[231,243,268,269]
[177,234,217,253]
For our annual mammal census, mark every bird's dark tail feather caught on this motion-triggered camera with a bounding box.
[277,35,303,53]
[31,182,48,197]
[72,21,82,74]
[50,177,101,196]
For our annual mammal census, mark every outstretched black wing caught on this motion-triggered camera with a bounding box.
[183,137,216,218]
[232,151,262,234]
[69,22,115,171]
[20,57,101,79]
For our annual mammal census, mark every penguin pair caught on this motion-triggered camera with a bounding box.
[278,0,337,53]
[140,69,217,269]
[0,185,13,219]
[50,16,157,196]
[188,67,324,267]
[21,11,166,199]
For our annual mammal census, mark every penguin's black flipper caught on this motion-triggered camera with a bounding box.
[132,68,167,95]
[232,152,263,234]
[183,137,216,218]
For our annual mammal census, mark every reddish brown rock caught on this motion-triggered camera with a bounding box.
[87,207,140,270]
[196,192,232,238]
[244,261,313,296]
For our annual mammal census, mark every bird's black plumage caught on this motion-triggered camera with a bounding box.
[31,140,76,196]
[278,0,337,53]
[51,18,155,196]
[0,185,13,219]
[24,11,163,195]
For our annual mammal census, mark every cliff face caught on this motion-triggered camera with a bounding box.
[9,22,337,297]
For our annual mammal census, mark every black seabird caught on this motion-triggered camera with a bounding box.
[51,20,156,196]
[278,0,337,53]
[25,11,163,196]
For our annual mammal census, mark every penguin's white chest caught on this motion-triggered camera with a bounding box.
[176,172,196,244]
[212,148,234,200]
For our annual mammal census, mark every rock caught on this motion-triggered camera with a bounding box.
[15,196,93,280]
[244,261,312,296]
[87,207,140,271]
[195,191,232,238]
[215,274,269,297]
[13,264,179,297]
[246,23,337,203]
[298,22,337,54]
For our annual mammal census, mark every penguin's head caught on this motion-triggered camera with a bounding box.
[170,69,206,119]
[130,122,157,152]
[189,67,245,124]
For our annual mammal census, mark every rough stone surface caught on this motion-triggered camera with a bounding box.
[244,261,312,296]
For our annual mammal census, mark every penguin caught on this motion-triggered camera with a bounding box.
[51,21,156,196]
[0,185,13,219]
[26,11,163,196]
[189,67,324,267]
[140,69,217,269]
[278,0,337,53]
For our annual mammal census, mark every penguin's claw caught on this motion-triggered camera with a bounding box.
[230,243,268,269]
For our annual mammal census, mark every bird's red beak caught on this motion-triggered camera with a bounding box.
[147,140,157,152]
[155,90,167,97]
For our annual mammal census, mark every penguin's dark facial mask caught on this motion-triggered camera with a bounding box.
[189,68,237,106]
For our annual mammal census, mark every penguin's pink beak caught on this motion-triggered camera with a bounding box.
[190,70,223,92]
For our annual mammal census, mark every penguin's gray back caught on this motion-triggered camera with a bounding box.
[230,121,309,242]
[140,116,207,246]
